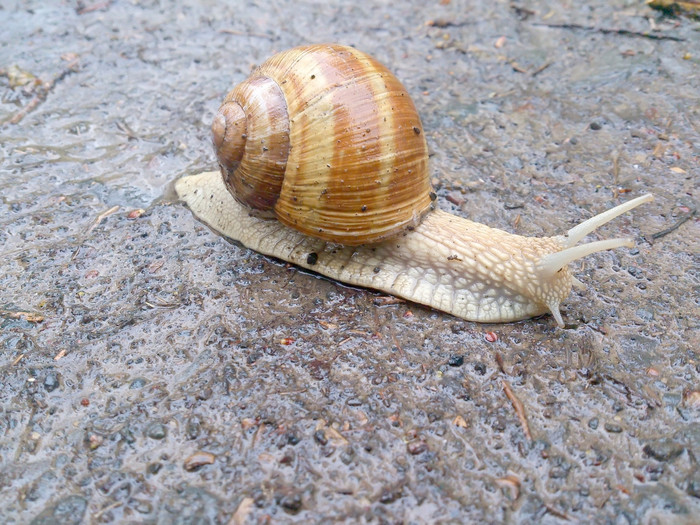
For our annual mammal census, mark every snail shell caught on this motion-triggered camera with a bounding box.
[212,44,433,245]
[176,44,653,327]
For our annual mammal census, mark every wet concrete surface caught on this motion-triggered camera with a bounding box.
[1,0,699,523]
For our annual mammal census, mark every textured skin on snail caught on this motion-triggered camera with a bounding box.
[175,171,651,326]
[176,44,653,326]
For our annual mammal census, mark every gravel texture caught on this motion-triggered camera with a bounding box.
[1,0,698,523]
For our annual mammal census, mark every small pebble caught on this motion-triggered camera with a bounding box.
[186,417,201,440]
[643,439,684,461]
[44,372,59,392]
[407,440,428,455]
[314,430,328,446]
[683,390,700,408]
[129,378,147,389]
[196,387,212,400]
[146,422,167,440]
[448,355,464,367]
[380,489,401,504]
[279,493,302,514]
[88,434,103,450]
[133,499,153,514]
[604,422,623,433]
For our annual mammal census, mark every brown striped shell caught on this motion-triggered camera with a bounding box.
[211,44,434,246]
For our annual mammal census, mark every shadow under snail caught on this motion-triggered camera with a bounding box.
[175,43,653,327]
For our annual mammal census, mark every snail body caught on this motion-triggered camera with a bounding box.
[176,44,652,327]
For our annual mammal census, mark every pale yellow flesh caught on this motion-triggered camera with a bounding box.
[175,171,576,324]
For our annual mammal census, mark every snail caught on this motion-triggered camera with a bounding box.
[175,43,652,327]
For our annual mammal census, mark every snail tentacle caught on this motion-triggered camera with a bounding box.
[562,193,653,247]
[538,194,653,279]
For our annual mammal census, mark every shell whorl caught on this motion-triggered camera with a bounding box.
[213,76,291,214]
[211,44,434,245]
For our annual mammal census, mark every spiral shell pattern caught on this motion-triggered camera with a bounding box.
[212,44,434,245]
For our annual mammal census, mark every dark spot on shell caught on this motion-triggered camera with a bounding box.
[311,74,316,79]
[361,205,367,212]
[413,126,421,135]
[373,267,381,273]
[429,192,437,201]
[306,252,318,265]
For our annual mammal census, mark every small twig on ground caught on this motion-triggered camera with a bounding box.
[373,295,405,306]
[219,28,275,39]
[544,503,571,521]
[390,329,405,358]
[533,22,685,42]
[8,58,80,124]
[530,60,553,76]
[92,500,123,520]
[502,380,532,441]
[86,205,120,234]
[425,19,473,28]
[510,4,536,21]
[495,352,506,374]
[650,208,696,239]
[76,1,111,15]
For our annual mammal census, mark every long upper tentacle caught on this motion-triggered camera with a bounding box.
[538,194,653,280]
[563,194,653,247]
